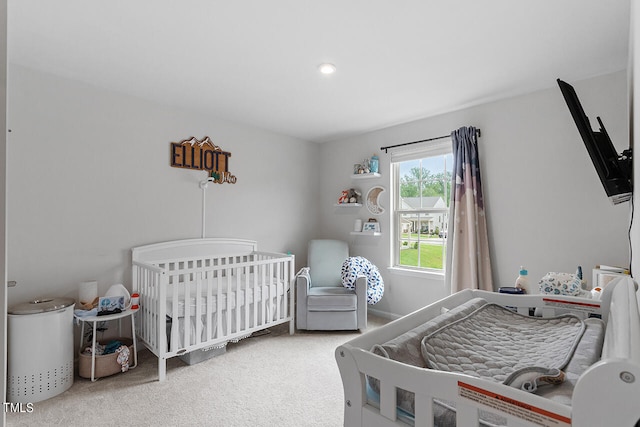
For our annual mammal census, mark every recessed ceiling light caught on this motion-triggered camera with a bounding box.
[318,63,337,75]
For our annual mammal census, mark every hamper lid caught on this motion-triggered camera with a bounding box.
[8,297,75,315]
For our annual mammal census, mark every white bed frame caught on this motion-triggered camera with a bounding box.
[336,276,640,426]
[132,238,295,381]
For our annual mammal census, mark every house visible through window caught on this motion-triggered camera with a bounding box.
[392,141,452,272]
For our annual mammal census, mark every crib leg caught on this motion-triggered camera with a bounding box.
[289,318,294,335]
[158,357,167,382]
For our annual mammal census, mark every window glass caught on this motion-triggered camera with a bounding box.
[394,151,452,271]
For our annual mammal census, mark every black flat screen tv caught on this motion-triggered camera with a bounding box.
[557,79,632,205]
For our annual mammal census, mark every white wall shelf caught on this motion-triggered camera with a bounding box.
[350,231,382,236]
[351,172,381,179]
[340,170,381,234]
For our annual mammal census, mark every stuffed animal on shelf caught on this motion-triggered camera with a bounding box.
[338,190,349,204]
[348,188,361,203]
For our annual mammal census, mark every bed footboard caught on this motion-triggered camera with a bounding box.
[337,346,572,426]
[132,238,295,381]
[336,276,640,426]
[572,275,640,426]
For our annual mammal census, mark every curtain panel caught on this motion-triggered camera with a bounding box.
[446,126,493,292]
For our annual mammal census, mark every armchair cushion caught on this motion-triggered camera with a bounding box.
[308,239,349,287]
[307,287,357,310]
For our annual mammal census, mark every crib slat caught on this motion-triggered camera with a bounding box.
[143,268,150,348]
[161,267,171,360]
[216,271,224,338]
[253,266,259,328]
[235,265,241,334]
[195,270,203,346]
[225,259,232,335]
[205,269,213,342]
[244,264,250,331]
[151,268,160,350]
[274,261,279,321]
[146,268,155,350]
[183,265,192,349]
[270,257,274,323]
[265,262,271,324]
[261,262,267,325]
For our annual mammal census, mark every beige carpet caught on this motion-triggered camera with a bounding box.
[7,316,387,427]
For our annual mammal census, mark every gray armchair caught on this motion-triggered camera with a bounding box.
[296,239,367,331]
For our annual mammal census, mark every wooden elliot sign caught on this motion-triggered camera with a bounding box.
[170,136,237,184]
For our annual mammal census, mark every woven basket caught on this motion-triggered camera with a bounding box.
[78,337,133,379]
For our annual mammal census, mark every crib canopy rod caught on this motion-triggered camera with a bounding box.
[380,128,481,153]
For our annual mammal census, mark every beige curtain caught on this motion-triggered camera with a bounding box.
[446,126,493,292]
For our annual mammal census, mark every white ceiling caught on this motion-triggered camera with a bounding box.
[7,0,631,143]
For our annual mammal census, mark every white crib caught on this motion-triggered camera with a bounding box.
[132,238,295,381]
[336,276,640,426]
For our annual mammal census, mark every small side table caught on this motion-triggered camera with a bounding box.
[74,308,138,381]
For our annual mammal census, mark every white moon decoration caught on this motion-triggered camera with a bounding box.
[366,186,385,215]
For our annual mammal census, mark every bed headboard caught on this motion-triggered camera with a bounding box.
[132,238,258,263]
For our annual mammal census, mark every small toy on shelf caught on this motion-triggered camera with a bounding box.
[354,159,370,174]
[338,190,349,204]
[348,188,361,203]
[338,188,361,204]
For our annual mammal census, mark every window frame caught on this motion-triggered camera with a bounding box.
[391,138,453,275]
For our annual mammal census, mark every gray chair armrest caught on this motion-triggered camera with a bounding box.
[296,267,311,293]
[354,275,368,329]
[296,268,311,329]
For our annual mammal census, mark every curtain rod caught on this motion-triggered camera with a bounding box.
[380,128,481,153]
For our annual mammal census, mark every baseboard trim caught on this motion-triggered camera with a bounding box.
[367,307,401,321]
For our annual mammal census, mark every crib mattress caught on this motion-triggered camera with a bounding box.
[164,275,288,318]
[366,297,605,426]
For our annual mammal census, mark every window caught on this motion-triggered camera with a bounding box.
[392,140,452,272]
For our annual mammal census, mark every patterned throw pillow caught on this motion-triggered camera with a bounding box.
[340,256,384,305]
[538,271,582,296]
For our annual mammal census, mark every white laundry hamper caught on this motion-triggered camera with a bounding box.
[8,297,75,403]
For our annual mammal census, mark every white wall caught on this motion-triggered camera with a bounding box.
[6,65,320,305]
[6,65,631,320]
[320,71,631,317]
